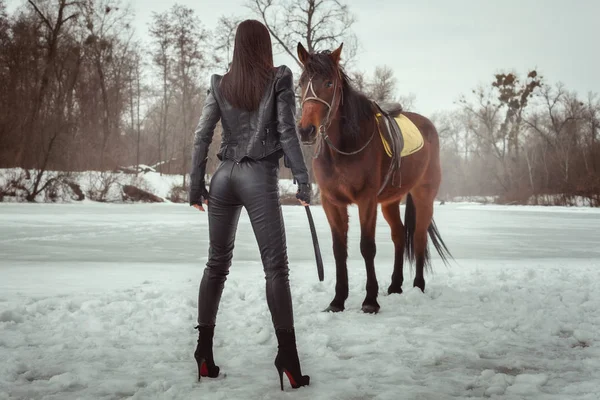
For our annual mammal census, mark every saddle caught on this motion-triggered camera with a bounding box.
[372,101,424,195]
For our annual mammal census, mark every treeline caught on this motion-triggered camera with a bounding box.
[0,0,598,205]
[0,0,400,193]
[436,72,600,206]
[0,0,215,187]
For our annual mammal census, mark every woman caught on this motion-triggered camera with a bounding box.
[189,19,311,390]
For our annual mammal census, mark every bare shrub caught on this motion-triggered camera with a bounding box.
[280,193,300,205]
[168,183,189,203]
[86,172,121,202]
[0,169,30,201]
[496,185,534,205]
[122,185,164,203]
[42,173,83,202]
[0,169,79,202]
[43,176,62,202]
[66,181,85,201]
[127,175,153,194]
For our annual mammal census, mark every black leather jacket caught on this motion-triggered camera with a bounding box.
[189,65,309,204]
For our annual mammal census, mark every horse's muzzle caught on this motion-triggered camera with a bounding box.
[298,125,317,145]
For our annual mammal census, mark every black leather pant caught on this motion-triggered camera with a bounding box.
[197,157,295,330]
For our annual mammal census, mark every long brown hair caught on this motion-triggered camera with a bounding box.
[220,20,275,111]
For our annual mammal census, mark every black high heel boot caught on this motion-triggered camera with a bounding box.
[274,329,310,390]
[194,325,220,380]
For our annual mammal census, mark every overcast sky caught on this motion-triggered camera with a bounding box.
[6,0,599,115]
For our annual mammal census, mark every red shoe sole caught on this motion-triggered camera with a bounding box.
[284,369,298,388]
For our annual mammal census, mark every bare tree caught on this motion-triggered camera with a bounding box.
[16,0,81,168]
[369,65,396,103]
[13,0,84,200]
[0,0,7,35]
[214,15,240,70]
[522,133,539,193]
[81,0,134,169]
[125,48,144,174]
[248,0,357,68]
[582,94,600,181]
[169,4,209,186]
[362,65,416,110]
[459,71,542,195]
[349,69,367,93]
[584,92,599,146]
[523,84,585,184]
[0,0,10,159]
[149,11,174,175]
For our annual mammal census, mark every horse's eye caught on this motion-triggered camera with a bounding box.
[325,81,333,88]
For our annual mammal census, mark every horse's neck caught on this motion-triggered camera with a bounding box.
[325,111,374,152]
[324,118,344,151]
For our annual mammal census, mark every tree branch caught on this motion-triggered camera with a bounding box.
[28,0,52,30]
[251,0,301,67]
[63,12,79,24]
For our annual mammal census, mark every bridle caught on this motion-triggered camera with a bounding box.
[301,74,376,158]
[301,75,340,134]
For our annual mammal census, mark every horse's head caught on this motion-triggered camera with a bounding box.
[297,42,344,145]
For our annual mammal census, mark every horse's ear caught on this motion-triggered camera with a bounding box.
[330,43,344,65]
[297,42,309,65]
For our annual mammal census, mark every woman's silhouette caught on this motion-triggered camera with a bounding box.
[189,19,311,390]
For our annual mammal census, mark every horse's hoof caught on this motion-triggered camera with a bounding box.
[323,304,344,313]
[361,304,380,314]
[413,279,425,293]
[387,285,403,295]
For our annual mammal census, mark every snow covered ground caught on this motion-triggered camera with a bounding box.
[1,203,600,399]
[0,168,312,203]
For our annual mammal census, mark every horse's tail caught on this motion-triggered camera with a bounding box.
[404,193,417,265]
[404,193,452,271]
[428,217,452,267]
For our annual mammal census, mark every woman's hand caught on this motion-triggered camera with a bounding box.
[190,186,209,211]
[192,200,208,212]
[296,183,311,206]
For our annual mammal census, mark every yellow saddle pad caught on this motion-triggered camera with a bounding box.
[395,114,424,156]
[378,113,425,158]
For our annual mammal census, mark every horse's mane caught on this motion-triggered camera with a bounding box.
[300,51,374,144]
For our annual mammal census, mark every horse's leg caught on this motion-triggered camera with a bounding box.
[358,200,380,314]
[411,186,435,292]
[382,201,405,295]
[322,198,349,313]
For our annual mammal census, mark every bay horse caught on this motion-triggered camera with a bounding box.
[296,42,451,314]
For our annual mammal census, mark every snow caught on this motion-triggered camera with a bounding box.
[278,179,319,196]
[444,195,598,208]
[1,203,600,399]
[0,169,302,203]
[136,172,183,200]
[452,203,600,214]
[2,168,597,208]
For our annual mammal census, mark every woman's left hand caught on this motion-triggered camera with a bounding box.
[295,183,311,206]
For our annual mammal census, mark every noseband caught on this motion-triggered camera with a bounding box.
[301,75,376,158]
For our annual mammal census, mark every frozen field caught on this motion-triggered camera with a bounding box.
[1,203,600,399]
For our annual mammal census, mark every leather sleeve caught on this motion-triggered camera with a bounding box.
[275,67,310,184]
[190,77,221,205]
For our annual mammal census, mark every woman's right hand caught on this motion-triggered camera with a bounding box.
[190,186,210,211]
[192,202,207,212]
